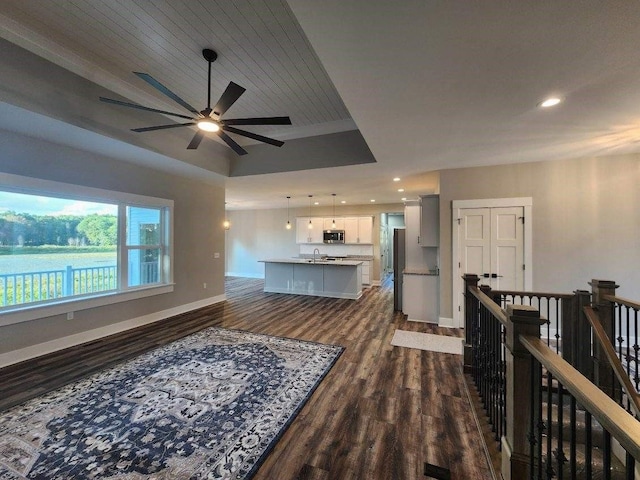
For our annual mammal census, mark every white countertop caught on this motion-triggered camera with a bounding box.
[260,258,363,266]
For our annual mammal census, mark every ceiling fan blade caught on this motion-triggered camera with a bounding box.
[132,122,195,132]
[134,72,200,115]
[218,130,248,155]
[212,81,246,118]
[221,116,292,126]
[187,131,205,150]
[223,125,284,147]
[99,97,195,120]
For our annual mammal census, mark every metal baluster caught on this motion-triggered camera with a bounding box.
[634,307,640,392]
[546,370,555,479]
[616,303,624,404]
[604,430,611,480]
[585,411,592,479]
[625,452,635,480]
[569,396,576,479]
[501,325,506,443]
[555,298,561,354]
[626,305,631,411]
[493,314,499,442]
[529,355,537,480]
[537,360,544,480]
[555,382,566,480]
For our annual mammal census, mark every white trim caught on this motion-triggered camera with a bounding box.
[0,284,174,327]
[438,316,456,328]
[0,293,226,368]
[451,197,533,328]
[225,272,264,279]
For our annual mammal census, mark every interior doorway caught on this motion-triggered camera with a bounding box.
[381,212,405,277]
[452,198,532,327]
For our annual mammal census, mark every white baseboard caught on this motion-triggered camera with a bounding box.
[438,316,457,328]
[226,272,264,279]
[0,294,226,369]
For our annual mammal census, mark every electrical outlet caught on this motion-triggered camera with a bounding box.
[203,283,207,289]
[67,312,74,320]
[214,252,220,259]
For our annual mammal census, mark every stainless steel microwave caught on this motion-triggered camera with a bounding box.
[323,230,345,243]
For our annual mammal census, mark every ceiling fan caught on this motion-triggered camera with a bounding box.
[99,49,292,155]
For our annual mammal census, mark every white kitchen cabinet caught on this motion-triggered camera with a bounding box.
[404,203,423,267]
[344,216,373,244]
[419,195,439,247]
[357,216,374,244]
[361,260,371,285]
[323,217,345,230]
[402,273,438,323]
[296,217,324,243]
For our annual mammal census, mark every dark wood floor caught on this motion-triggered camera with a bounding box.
[0,276,493,479]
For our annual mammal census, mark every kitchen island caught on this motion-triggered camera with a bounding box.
[259,258,363,300]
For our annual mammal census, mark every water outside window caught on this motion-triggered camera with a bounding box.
[0,191,118,308]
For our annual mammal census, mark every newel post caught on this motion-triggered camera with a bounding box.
[589,279,619,398]
[463,273,480,373]
[502,304,545,480]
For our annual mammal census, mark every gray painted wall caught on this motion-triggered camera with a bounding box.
[0,130,226,355]
[439,154,640,318]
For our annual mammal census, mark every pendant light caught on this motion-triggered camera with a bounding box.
[308,195,313,229]
[285,196,292,230]
[331,193,337,228]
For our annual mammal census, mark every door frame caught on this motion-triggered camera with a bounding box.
[451,197,533,327]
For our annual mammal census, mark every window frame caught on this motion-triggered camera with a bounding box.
[0,173,174,327]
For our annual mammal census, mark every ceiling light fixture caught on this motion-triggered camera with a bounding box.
[223,219,230,230]
[197,120,220,132]
[341,200,346,204]
[401,197,407,201]
[286,196,292,230]
[393,177,401,182]
[539,97,562,108]
[308,195,313,229]
[398,188,405,192]
[331,193,337,228]
[370,199,376,203]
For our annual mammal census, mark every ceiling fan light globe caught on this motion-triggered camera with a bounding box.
[198,120,220,132]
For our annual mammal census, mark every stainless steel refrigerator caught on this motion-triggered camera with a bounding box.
[393,228,406,311]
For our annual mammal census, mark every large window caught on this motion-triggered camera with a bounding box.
[0,174,173,324]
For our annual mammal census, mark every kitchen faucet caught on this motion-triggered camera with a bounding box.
[313,248,320,264]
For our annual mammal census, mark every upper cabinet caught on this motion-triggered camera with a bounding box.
[296,216,373,244]
[419,195,439,247]
[323,217,345,230]
[344,216,373,244]
[296,217,324,244]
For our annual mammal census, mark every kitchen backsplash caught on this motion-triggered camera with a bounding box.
[299,244,374,257]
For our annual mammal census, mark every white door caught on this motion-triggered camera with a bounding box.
[457,206,524,319]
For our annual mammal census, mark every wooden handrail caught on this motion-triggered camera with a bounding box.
[520,334,640,460]
[603,294,640,311]
[584,306,640,417]
[468,285,508,325]
[491,289,574,300]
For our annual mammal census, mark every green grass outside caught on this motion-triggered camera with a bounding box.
[0,245,117,256]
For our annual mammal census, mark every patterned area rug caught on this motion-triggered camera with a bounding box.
[0,327,343,479]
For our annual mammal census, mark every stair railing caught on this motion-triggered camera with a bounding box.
[584,305,640,418]
[522,335,640,479]
[463,274,640,479]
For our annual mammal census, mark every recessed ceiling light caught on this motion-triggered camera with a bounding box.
[314,201,319,205]
[341,200,346,204]
[393,177,401,182]
[398,188,405,192]
[539,97,562,108]
[401,197,407,201]
[370,199,376,203]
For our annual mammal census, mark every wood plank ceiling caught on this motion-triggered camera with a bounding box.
[0,0,351,138]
